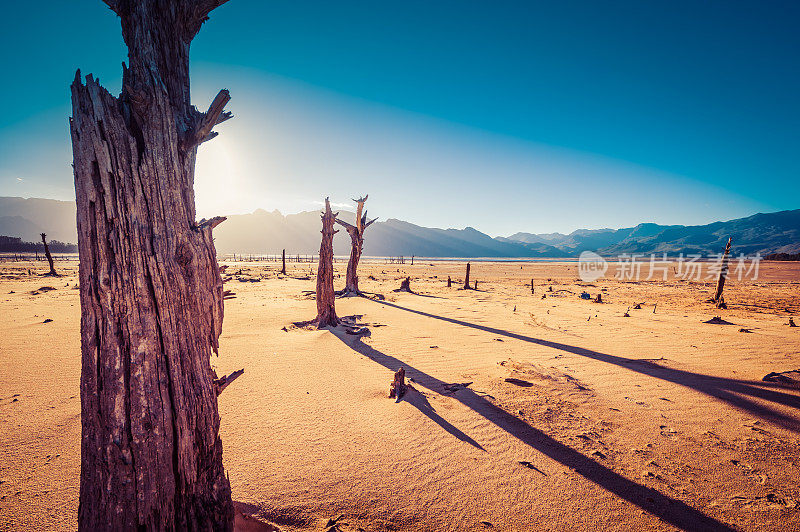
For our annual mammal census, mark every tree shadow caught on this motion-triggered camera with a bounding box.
[402,386,485,450]
[330,329,735,531]
[368,299,800,434]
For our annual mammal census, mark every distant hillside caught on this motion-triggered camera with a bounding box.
[503,209,800,257]
[1,196,798,257]
[0,197,77,243]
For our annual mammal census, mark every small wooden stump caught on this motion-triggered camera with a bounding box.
[447,276,452,288]
[594,293,603,303]
[389,367,407,402]
[395,277,412,292]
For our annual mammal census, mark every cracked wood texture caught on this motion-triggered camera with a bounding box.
[316,198,339,327]
[69,0,234,529]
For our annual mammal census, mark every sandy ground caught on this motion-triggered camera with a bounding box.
[1,258,799,531]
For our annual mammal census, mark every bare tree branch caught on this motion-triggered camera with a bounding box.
[214,368,244,395]
[186,89,232,149]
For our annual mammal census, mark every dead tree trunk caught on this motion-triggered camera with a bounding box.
[70,1,236,529]
[463,262,471,289]
[531,279,534,294]
[447,276,452,288]
[281,248,286,275]
[40,233,58,276]
[335,195,377,295]
[713,237,732,308]
[315,198,339,327]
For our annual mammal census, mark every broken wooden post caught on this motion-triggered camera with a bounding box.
[447,276,452,288]
[281,248,286,275]
[713,237,732,308]
[315,198,339,327]
[389,367,407,402]
[474,279,478,290]
[411,255,414,265]
[395,277,412,293]
[70,1,235,529]
[335,195,377,296]
[464,262,471,289]
[40,233,58,276]
[531,279,534,294]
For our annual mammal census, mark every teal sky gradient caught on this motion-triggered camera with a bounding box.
[0,1,797,235]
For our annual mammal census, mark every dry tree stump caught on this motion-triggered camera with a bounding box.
[315,198,339,327]
[70,1,237,529]
[447,276,452,288]
[463,262,471,289]
[281,248,286,275]
[395,277,412,293]
[40,233,58,276]
[389,367,407,402]
[335,195,377,296]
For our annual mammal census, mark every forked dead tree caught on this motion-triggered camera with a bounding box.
[463,262,471,289]
[70,1,238,529]
[712,237,732,308]
[335,195,377,296]
[315,198,339,327]
[40,233,58,276]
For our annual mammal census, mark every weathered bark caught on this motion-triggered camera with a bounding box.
[40,233,58,276]
[70,1,235,530]
[315,198,339,327]
[463,262,471,289]
[447,276,452,288]
[335,195,376,295]
[281,248,286,275]
[713,237,732,308]
[531,279,534,294]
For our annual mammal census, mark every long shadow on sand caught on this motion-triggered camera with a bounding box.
[403,386,485,450]
[368,299,800,434]
[331,329,735,531]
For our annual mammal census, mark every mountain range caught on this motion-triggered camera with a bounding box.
[1,196,798,257]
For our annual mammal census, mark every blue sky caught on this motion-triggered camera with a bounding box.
[0,1,797,235]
